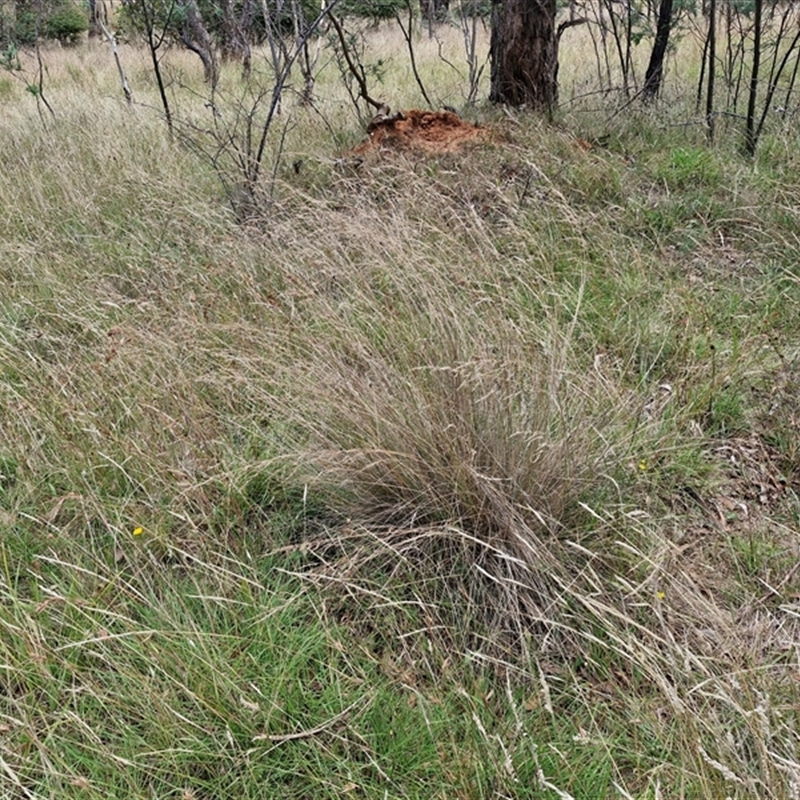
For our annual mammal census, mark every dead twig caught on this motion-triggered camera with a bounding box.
[252,697,365,743]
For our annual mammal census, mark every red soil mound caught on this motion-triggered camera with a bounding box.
[352,109,489,155]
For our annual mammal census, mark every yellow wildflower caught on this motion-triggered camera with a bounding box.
[132,526,144,536]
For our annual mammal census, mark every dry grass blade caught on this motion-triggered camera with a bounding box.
[253,697,366,743]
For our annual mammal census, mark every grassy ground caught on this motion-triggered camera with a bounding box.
[1,20,800,799]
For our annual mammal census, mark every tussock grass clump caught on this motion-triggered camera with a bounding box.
[225,156,638,645]
[283,278,628,639]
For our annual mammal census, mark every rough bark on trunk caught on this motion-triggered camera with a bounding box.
[87,0,101,37]
[489,0,558,112]
[744,0,762,155]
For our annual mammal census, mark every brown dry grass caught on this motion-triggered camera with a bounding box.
[1,21,799,798]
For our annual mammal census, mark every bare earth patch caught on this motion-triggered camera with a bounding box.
[352,109,490,156]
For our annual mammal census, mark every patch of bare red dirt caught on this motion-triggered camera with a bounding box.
[352,109,489,156]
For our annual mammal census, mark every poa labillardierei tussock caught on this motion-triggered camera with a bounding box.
[260,178,626,627]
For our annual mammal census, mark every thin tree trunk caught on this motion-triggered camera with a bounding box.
[603,0,628,94]
[783,47,800,114]
[753,26,800,148]
[140,0,172,132]
[744,0,762,155]
[730,6,748,113]
[695,26,708,113]
[705,0,715,142]
[97,5,132,105]
[624,0,635,91]
[420,0,448,23]
[642,0,674,100]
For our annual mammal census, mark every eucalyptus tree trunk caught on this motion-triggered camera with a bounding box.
[178,0,218,87]
[87,0,101,36]
[220,0,255,77]
[420,0,449,23]
[489,0,558,113]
